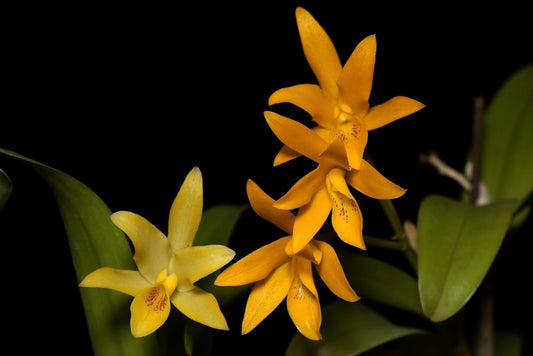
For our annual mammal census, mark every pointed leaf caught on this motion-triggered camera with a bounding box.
[0,168,12,209]
[339,251,423,316]
[193,203,249,304]
[418,195,517,322]
[286,302,424,356]
[0,149,159,356]
[193,203,247,247]
[481,64,533,205]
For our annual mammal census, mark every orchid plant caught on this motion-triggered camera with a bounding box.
[1,6,531,356]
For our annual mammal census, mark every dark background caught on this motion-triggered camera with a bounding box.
[1,1,531,354]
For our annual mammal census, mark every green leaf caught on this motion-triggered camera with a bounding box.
[339,251,423,316]
[286,302,424,356]
[0,168,12,209]
[417,195,517,322]
[481,64,533,205]
[194,204,248,247]
[0,149,160,356]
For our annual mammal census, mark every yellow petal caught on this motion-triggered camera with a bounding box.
[327,179,365,250]
[242,261,292,335]
[337,35,377,117]
[327,168,354,200]
[171,286,229,330]
[130,283,172,337]
[286,271,322,340]
[265,111,328,163]
[79,267,150,297]
[364,96,425,131]
[170,245,235,291]
[335,114,368,170]
[292,187,331,253]
[318,137,351,170]
[269,84,335,128]
[168,167,203,250]
[274,145,301,166]
[274,164,329,210]
[274,127,331,166]
[314,241,359,302]
[111,211,172,283]
[346,160,406,199]
[295,7,342,97]
[215,236,290,286]
[246,180,295,234]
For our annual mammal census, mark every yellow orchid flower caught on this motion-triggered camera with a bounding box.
[269,7,424,170]
[215,180,358,340]
[265,110,406,252]
[80,167,235,337]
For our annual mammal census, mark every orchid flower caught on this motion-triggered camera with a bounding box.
[80,167,235,337]
[265,111,406,252]
[269,7,424,170]
[215,180,358,340]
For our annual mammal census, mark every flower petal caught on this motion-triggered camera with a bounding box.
[246,180,295,234]
[337,34,377,117]
[327,178,365,250]
[274,145,301,166]
[170,245,235,291]
[171,286,229,330]
[79,267,150,297]
[346,160,406,199]
[286,269,322,340]
[265,111,327,163]
[215,237,290,286]
[314,241,359,302]
[168,167,203,250]
[292,187,331,253]
[335,114,368,170]
[111,211,172,283]
[242,261,292,335]
[274,164,329,210]
[295,7,342,97]
[269,84,335,128]
[364,96,425,131]
[130,283,172,337]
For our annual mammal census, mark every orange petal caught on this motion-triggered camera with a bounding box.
[242,261,292,334]
[274,164,329,210]
[314,241,359,302]
[292,187,331,253]
[365,96,425,131]
[337,35,377,117]
[269,84,335,128]
[335,114,368,170]
[326,177,365,250]
[286,269,322,340]
[247,180,295,234]
[214,237,290,286]
[295,7,342,97]
[274,145,301,166]
[346,160,406,199]
[265,111,327,163]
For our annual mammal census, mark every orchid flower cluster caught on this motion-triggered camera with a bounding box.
[215,7,423,339]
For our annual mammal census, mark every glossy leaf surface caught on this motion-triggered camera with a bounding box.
[418,195,516,322]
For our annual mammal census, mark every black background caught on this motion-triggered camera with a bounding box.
[1,1,531,354]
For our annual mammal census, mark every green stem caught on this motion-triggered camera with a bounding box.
[379,199,418,272]
[364,235,403,250]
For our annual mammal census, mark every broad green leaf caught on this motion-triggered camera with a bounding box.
[0,149,160,356]
[339,251,423,316]
[481,64,533,205]
[286,302,424,356]
[0,168,12,209]
[418,195,517,322]
[194,204,248,246]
